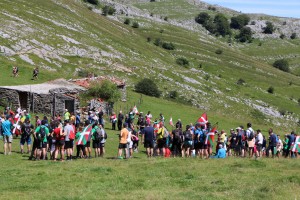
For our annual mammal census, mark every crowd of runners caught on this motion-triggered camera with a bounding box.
[0,106,299,161]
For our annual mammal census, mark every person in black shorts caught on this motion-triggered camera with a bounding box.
[142,122,155,157]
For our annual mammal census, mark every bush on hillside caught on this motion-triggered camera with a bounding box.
[208,6,217,11]
[195,12,210,25]
[263,21,275,34]
[273,59,289,72]
[236,26,252,42]
[215,49,223,54]
[162,42,175,50]
[213,14,231,36]
[169,90,178,99]
[176,57,189,67]
[267,86,274,94]
[280,34,285,39]
[84,0,99,5]
[124,18,131,25]
[290,33,297,39]
[237,78,245,85]
[164,16,168,21]
[230,14,250,29]
[135,78,161,97]
[102,5,116,16]
[154,38,162,46]
[86,80,121,103]
[132,22,139,28]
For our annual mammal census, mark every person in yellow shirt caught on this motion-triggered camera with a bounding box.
[156,123,165,156]
[118,123,129,159]
[64,109,70,121]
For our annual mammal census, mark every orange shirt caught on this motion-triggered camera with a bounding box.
[120,128,129,144]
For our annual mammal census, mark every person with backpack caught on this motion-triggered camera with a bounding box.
[246,123,255,158]
[99,124,107,157]
[266,128,277,158]
[193,123,202,157]
[53,120,65,161]
[199,125,207,159]
[183,125,193,157]
[117,111,124,131]
[33,120,49,160]
[20,118,34,154]
[171,128,183,157]
[283,134,290,158]
[256,129,263,158]
[91,122,101,158]
[228,129,237,156]
[75,124,87,159]
[64,120,75,161]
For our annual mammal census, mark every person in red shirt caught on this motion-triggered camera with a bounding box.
[53,121,65,161]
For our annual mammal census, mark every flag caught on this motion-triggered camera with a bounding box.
[291,136,300,153]
[197,112,208,126]
[76,124,93,145]
[12,116,21,135]
[205,126,216,145]
[169,117,173,126]
[132,105,139,115]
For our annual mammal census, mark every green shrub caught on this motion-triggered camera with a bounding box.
[176,57,189,67]
[124,18,130,25]
[237,78,245,85]
[263,21,275,34]
[267,86,274,94]
[135,78,161,97]
[208,6,217,11]
[195,12,210,25]
[154,38,162,46]
[164,16,168,21]
[162,42,175,50]
[215,49,223,54]
[84,0,99,5]
[102,5,116,16]
[147,37,151,42]
[213,14,231,36]
[132,22,139,28]
[273,59,289,72]
[290,33,297,39]
[230,14,250,29]
[169,90,178,99]
[86,80,121,103]
[280,34,285,39]
[236,26,252,42]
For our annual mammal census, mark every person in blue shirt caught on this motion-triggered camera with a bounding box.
[213,144,226,158]
[194,124,202,157]
[2,115,13,155]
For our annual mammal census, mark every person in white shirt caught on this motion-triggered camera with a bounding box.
[256,129,263,158]
[276,135,283,158]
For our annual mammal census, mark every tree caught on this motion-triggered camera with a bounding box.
[236,26,252,42]
[273,59,289,72]
[214,14,231,36]
[290,33,297,39]
[124,18,131,25]
[263,21,275,34]
[84,0,99,5]
[230,14,250,29]
[132,22,139,28]
[162,42,175,50]
[267,86,274,94]
[102,5,116,16]
[86,80,121,103]
[135,78,161,97]
[176,57,189,67]
[195,12,210,25]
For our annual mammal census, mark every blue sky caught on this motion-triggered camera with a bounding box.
[202,0,300,18]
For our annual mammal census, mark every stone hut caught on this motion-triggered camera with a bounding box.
[0,79,85,115]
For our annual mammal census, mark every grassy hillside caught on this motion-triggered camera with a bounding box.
[1,0,300,130]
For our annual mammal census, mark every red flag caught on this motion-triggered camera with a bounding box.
[205,126,216,145]
[197,113,208,125]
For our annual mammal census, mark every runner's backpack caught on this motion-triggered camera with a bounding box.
[95,127,102,142]
[24,123,32,137]
[69,126,75,140]
[37,126,46,140]
[185,130,192,141]
[248,129,254,140]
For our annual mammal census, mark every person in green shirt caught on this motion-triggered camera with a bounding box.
[75,125,87,159]
[64,109,70,121]
[33,120,49,160]
[283,134,289,158]
[91,123,101,157]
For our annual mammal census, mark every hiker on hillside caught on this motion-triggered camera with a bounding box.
[110,112,117,130]
[117,111,124,131]
[246,123,255,158]
[64,109,70,121]
[212,144,226,158]
[255,129,263,158]
[20,118,34,154]
[64,120,75,160]
[266,128,277,158]
[183,125,193,157]
[53,121,65,161]
[156,123,165,156]
[92,122,101,158]
[32,67,39,80]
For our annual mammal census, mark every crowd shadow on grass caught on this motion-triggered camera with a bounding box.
[106,156,141,160]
